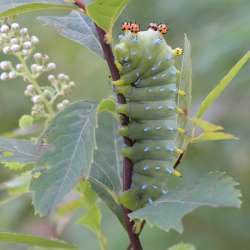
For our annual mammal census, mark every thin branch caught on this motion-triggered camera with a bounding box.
[74,1,143,249]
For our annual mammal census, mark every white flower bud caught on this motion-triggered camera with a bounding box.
[23,41,32,49]
[31,64,38,73]
[48,74,56,82]
[69,81,76,88]
[32,95,41,104]
[8,71,17,79]
[3,46,10,54]
[47,62,56,70]
[0,61,11,71]
[24,90,29,96]
[0,33,8,40]
[43,54,49,62]
[10,38,18,45]
[57,103,64,111]
[43,89,51,97]
[33,53,42,61]
[20,28,28,35]
[36,65,44,73]
[16,64,24,72]
[62,99,69,106]
[11,44,21,52]
[31,36,39,44]
[22,49,29,56]
[0,72,9,80]
[11,23,20,30]
[0,24,10,33]
[58,73,66,80]
[26,84,33,92]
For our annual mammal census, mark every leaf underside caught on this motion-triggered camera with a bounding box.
[38,11,104,58]
[30,101,97,216]
[129,171,241,233]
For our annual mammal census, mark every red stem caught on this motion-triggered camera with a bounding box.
[75,1,143,249]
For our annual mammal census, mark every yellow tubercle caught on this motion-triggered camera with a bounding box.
[115,60,123,72]
[176,107,185,115]
[173,47,184,56]
[112,79,128,86]
[177,128,185,134]
[117,104,129,116]
[173,170,182,177]
[178,89,186,96]
[175,148,184,155]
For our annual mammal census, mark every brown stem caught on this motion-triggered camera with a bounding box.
[74,1,143,249]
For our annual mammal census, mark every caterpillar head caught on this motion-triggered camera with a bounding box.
[121,22,131,32]
[158,23,169,35]
[130,22,140,34]
[148,22,158,31]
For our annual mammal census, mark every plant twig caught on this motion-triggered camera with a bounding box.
[75,1,143,249]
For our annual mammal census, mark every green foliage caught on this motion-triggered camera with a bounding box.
[18,115,34,129]
[129,172,241,233]
[77,181,107,250]
[30,101,97,216]
[190,118,223,132]
[38,11,104,58]
[168,243,196,250]
[196,51,250,118]
[89,113,124,225]
[86,0,128,34]
[192,132,238,143]
[97,96,117,116]
[0,174,30,206]
[0,232,78,250]
[0,138,39,165]
[0,1,77,18]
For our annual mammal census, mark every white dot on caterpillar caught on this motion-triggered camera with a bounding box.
[151,66,157,71]
[157,105,163,110]
[155,126,161,130]
[166,167,173,174]
[118,34,124,40]
[155,166,161,171]
[152,76,157,80]
[159,88,165,92]
[168,105,175,110]
[155,146,161,150]
[165,54,172,60]
[143,127,151,132]
[167,127,175,132]
[147,88,153,93]
[153,38,162,45]
[147,56,152,61]
[141,184,148,190]
[123,56,129,62]
[162,189,168,195]
[135,72,140,77]
[134,79,140,86]
[143,165,149,171]
[166,146,174,152]
[144,146,150,152]
[144,105,151,110]
[148,197,153,205]
[152,185,158,189]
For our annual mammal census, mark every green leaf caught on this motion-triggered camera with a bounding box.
[0,232,77,249]
[0,138,39,164]
[86,0,128,33]
[77,181,107,250]
[19,115,34,129]
[38,11,104,58]
[190,118,224,132]
[129,172,241,233]
[0,174,30,206]
[0,1,78,18]
[192,132,238,143]
[196,51,250,118]
[176,34,192,149]
[89,113,124,225]
[30,101,97,216]
[97,96,117,115]
[169,243,196,250]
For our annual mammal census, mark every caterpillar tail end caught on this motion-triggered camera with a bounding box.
[173,169,182,177]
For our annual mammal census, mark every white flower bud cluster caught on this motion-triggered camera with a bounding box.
[0,23,39,58]
[0,22,76,119]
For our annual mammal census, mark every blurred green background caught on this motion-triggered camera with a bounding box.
[0,0,250,249]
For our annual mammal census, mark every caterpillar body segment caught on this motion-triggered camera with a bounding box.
[114,23,189,210]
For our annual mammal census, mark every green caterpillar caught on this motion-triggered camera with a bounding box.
[113,22,189,210]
